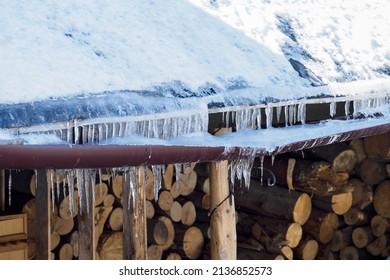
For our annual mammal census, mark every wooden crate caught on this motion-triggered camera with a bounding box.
[0,241,28,260]
[0,214,28,243]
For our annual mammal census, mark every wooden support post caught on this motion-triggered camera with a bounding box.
[209,160,237,260]
[35,170,51,260]
[123,168,147,260]
[78,170,96,260]
[0,170,4,211]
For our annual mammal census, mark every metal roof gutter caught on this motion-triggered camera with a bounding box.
[1,122,389,169]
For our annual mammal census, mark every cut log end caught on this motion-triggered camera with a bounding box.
[293,193,312,225]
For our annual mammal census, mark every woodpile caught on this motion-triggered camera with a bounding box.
[4,132,390,260]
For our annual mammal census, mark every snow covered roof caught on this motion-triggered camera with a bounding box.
[0,0,389,148]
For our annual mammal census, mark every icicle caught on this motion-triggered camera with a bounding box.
[67,170,75,217]
[152,165,162,202]
[143,166,149,187]
[256,108,262,129]
[298,102,306,124]
[76,169,84,215]
[271,155,275,166]
[8,170,12,206]
[265,106,273,128]
[260,155,264,185]
[174,163,182,185]
[276,106,282,124]
[74,125,80,144]
[345,101,350,117]
[62,169,67,199]
[288,105,294,126]
[229,160,237,188]
[84,169,91,215]
[226,111,230,128]
[284,105,289,126]
[129,167,138,210]
[98,168,103,197]
[330,102,336,117]
[242,157,254,189]
[56,169,61,202]
[49,170,55,212]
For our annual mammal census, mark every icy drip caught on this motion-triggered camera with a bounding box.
[55,170,61,202]
[330,102,336,117]
[345,101,350,117]
[298,103,306,124]
[152,165,163,202]
[98,168,103,197]
[127,167,138,210]
[276,106,282,123]
[174,163,182,185]
[265,106,273,128]
[49,170,55,212]
[228,156,255,190]
[66,170,76,217]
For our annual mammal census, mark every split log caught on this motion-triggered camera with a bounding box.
[343,207,371,226]
[303,209,339,244]
[255,216,302,248]
[108,207,123,231]
[97,232,123,260]
[170,180,183,199]
[141,167,155,201]
[339,246,368,260]
[352,227,375,248]
[366,235,388,256]
[371,215,390,237]
[163,164,174,190]
[174,226,204,260]
[349,178,373,209]
[145,200,155,219]
[103,193,115,207]
[373,180,390,218]
[349,138,366,164]
[235,180,312,225]
[59,191,79,220]
[50,231,61,251]
[165,252,181,260]
[181,201,196,226]
[182,163,197,175]
[147,245,163,260]
[295,239,319,260]
[311,192,352,215]
[147,219,168,246]
[329,227,353,252]
[157,190,173,211]
[359,159,387,185]
[363,132,390,162]
[112,175,123,199]
[180,171,197,196]
[94,182,108,206]
[94,206,113,248]
[53,216,74,236]
[58,243,73,260]
[69,231,79,258]
[158,216,175,251]
[309,142,357,173]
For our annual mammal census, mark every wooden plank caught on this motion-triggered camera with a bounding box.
[35,170,50,260]
[0,214,27,243]
[78,170,96,260]
[209,160,237,259]
[0,241,28,260]
[123,168,147,260]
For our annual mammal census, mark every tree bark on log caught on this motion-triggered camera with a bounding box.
[349,178,373,209]
[363,132,390,162]
[235,180,311,225]
[373,181,390,218]
[349,138,366,164]
[311,192,352,215]
[303,208,339,244]
[309,142,357,173]
[359,159,387,185]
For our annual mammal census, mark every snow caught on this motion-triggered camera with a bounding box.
[0,0,389,106]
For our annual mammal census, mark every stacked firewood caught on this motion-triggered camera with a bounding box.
[96,163,210,260]
[234,132,390,260]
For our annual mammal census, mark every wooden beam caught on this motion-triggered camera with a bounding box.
[209,160,237,259]
[78,170,96,260]
[123,168,147,260]
[35,170,51,260]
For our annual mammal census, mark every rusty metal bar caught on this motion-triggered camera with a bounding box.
[0,123,389,169]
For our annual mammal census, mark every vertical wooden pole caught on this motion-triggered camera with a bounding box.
[0,170,4,212]
[35,170,51,260]
[78,170,96,260]
[209,160,237,259]
[123,168,147,260]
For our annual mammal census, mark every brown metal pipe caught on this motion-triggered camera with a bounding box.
[0,122,389,169]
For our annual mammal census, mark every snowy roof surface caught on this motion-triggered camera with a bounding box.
[0,0,389,133]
